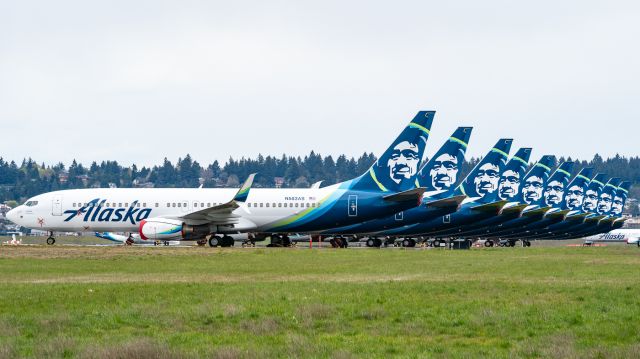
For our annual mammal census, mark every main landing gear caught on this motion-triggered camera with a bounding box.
[125,234,135,246]
[208,235,234,247]
[401,238,416,247]
[329,236,349,248]
[268,234,291,247]
[46,231,55,245]
[366,237,382,248]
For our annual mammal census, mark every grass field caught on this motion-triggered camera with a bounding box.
[0,244,639,358]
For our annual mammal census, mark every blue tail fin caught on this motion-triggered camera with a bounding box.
[611,181,631,217]
[454,138,513,202]
[597,178,621,215]
[349,111,434,192]
[497,147,532,201]
[518,155,556,205]
[542,161,574,208]
[582,173,607,212]
[561,167,594,211]
[415,126,472,194]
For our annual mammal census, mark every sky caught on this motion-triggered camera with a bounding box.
[1,0,639,168]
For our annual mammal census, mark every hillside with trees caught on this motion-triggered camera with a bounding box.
[0,153,638,214]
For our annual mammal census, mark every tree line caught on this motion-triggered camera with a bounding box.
[0,153,638,205]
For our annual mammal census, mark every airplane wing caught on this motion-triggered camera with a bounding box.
[181,173,256,223]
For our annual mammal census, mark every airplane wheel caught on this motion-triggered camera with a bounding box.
[374,238,382,247]
[46,237,55,245]
[523,240,531,247]
[433,239,441,247]
[402,238,416,247]
[209,236,220,247]
[484,240,493,247]
[329,238,338,248]
[221,236,234,247]
[366,238,375,247]
[164,241,170,246]
[282,236,291,247]
[342,238,349,248]
[125,238,134,245]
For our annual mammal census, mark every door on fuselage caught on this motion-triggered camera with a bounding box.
[348,195,358,217]
[52,195,63,216]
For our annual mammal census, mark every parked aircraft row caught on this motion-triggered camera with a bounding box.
[6,111,635,247]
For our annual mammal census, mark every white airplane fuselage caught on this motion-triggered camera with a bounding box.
[7,186,339,234]
[584,229,640,244]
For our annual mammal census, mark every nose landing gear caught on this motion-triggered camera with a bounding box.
[46,231,56,245]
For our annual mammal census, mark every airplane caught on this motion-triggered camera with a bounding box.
[6,111,435,247]
[522,167,595,239]
[415,147,535,241]
[563,180,630,239]
[94,232,180,246]
[499,161,576,238]
[472,161,573,245]
[432,151,555,246]
[318,126,473,247]
[377,138,514,246]
[582,229,640,246]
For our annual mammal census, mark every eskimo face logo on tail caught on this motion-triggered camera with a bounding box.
[498,170,520,200]
[429,153,459,191]
[63,198,152,224]
[544,180,565,206]
[473,163,500,197]
[611,195,624,216]
[597,192,613,214]
[371,127,429,192]
[522,176,544,204]
[564,185,585,210]
[387,141,420,184]
[582,189,599,212]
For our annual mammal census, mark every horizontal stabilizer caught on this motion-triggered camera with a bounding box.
[383,188,426,203]
[523,206,552,218]
[585,215,606,223]
[546,209,570,220]
[500,203,529,216]
[567,212,589,222]
[426,195,467,209]
[471,200,508,214]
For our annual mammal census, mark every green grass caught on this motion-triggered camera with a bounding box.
[0,245,639,358]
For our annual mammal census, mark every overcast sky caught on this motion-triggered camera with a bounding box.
[1,0,638,168]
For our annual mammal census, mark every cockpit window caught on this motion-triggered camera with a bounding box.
[25,201,39,207]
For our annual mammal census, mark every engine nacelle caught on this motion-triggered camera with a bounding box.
[139,218,214,241]
[139,218,184,240]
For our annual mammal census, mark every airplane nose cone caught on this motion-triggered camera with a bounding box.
[6,209,16,223]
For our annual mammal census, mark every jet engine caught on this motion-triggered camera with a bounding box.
[139,218,212,241]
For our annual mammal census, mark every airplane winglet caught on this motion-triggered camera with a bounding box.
[233,173,256,202]
[311,181,323,189]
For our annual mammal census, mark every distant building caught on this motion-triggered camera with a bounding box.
[0,203,11,217]
[133,178,155,188]
[274,177,285,188]
[58,171,69,183]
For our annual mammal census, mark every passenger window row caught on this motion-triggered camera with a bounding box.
[247,203,318,208]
